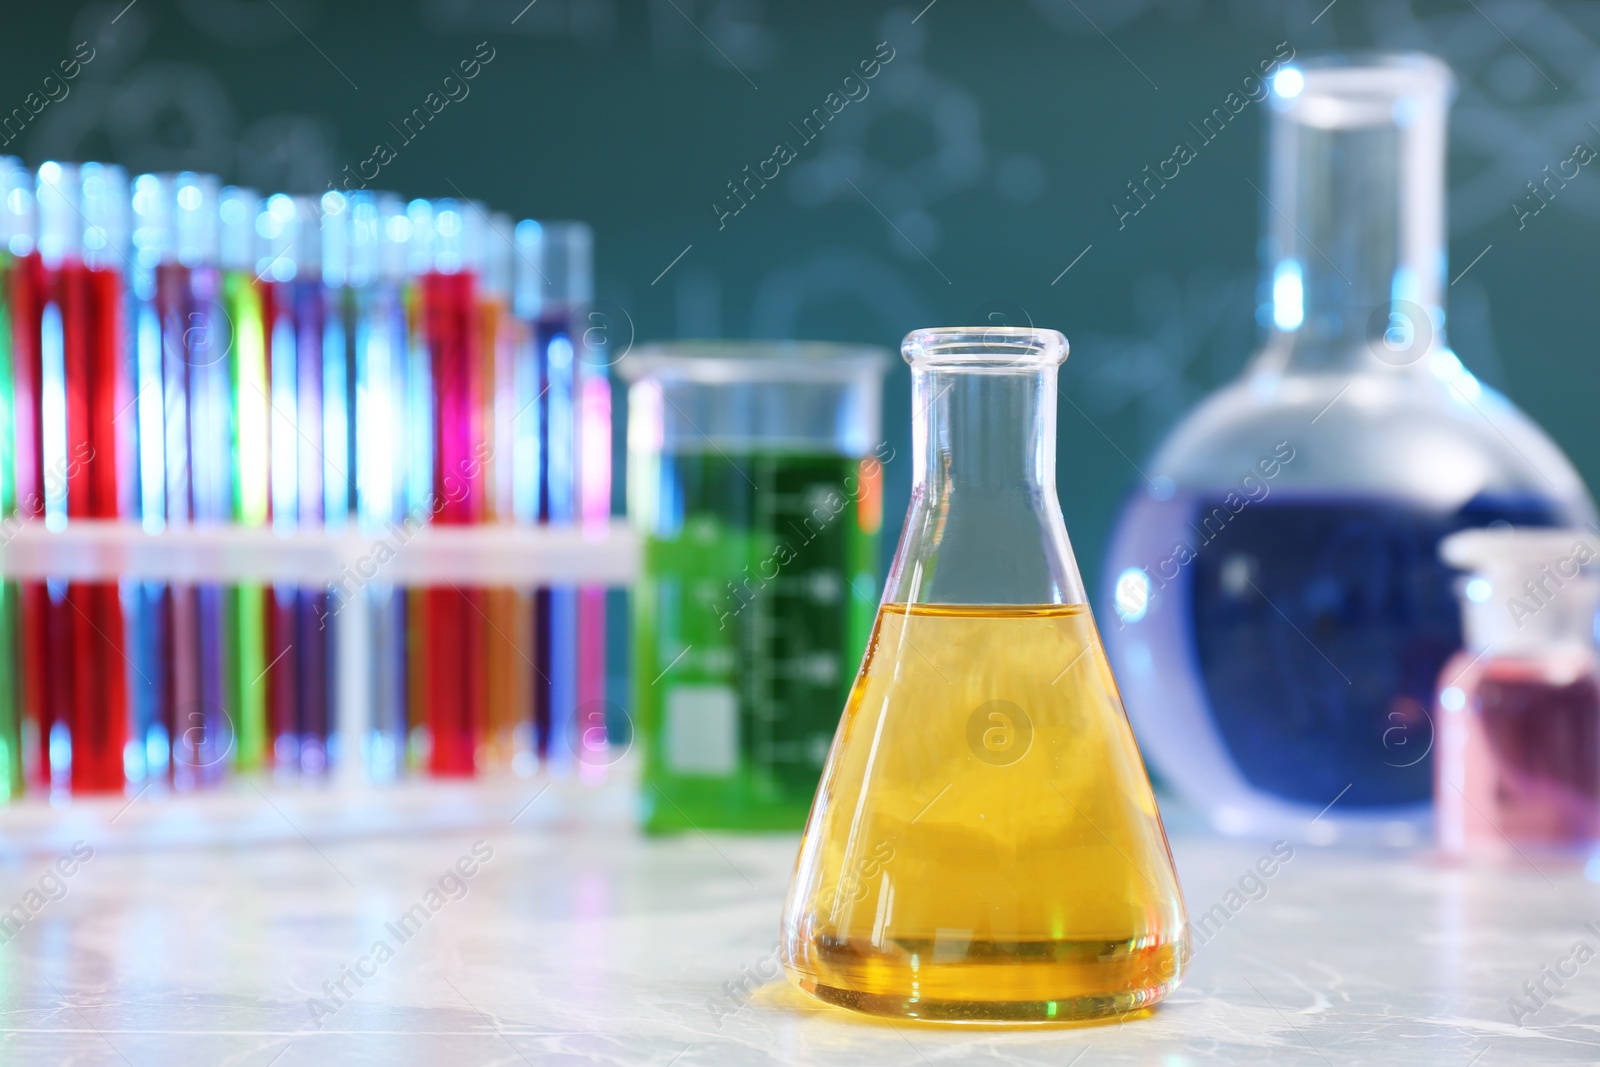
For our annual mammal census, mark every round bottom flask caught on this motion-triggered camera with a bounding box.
[1103,54,1594,839]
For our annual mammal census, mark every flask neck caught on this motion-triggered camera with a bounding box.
[1257,56,1452,376]
[887,327,1085,607]
[913,365,1057,506]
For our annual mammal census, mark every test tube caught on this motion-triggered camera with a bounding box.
[327,190,412,781]
[319,202,354,539]
[480,213,526,770]
[408,197,487,776]
[572,234,609,778]
[0,157,34,799]
[126,174,166,786]
[130,171,230,787]
[506,223,543,774]
[36,161,135,794]
[514,221,594,771]
[257,194,334,776]
[7,164,45,792]
[221,185,270,771]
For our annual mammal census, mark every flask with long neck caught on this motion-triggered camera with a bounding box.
[1103,54,1594,839]
[782,327,1188,1023]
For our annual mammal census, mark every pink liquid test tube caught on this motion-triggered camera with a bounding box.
[409,198,488,776]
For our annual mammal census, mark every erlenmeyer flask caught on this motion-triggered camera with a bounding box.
[781,327,1188,1024]
[1103,54,1594,840]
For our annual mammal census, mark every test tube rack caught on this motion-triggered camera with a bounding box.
[0,519,640,789]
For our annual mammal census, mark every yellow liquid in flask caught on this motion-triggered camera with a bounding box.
[781,603,1189,1023]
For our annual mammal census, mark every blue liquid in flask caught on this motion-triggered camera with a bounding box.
[1119,489,1567,811]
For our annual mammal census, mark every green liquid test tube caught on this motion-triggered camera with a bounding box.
[222,189,270,771]
[0,159,28,800]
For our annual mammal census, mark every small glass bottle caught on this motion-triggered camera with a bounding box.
[1436,528,1600,856]
[1102,54,1594,840]
[781,327,1187,1023]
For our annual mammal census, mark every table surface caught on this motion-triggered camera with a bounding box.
[1,774,1598,1066]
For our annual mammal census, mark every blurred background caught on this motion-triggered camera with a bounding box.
[8,0,1595,609]
[5,5,1600,1052]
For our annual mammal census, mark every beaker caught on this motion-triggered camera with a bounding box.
[622,342,888,831]
[781,327,1188,1023]
[1437,528,1600,856]
[1103,54,1594,840]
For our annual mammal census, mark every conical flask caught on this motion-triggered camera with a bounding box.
[1103,54,1594,841]
[780,327,1188,1024]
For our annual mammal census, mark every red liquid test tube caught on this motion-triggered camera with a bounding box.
[32,161,134,794]
[410,199,487,777]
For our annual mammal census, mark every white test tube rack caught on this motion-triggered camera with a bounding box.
[0,519,641,788]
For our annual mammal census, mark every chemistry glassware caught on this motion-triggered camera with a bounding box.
[406,196,488,776]
[31,161,133,794]
[0,156,29,799]
[781,327,1188,1024]
[622,342,888,831]
[1103,54,1594,841]
[478,212,522,769]
[1437,529,1600,855]
[512,220,600,774]
[325,189,413,781]
[219,184,271,772]
[256,193,335,775]
[132,171,247,787]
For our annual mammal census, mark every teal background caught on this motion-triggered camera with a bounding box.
[3,0,1598,605]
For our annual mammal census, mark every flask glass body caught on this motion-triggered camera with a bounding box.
[1102,55,1594,838]
[781,328,1188,1023]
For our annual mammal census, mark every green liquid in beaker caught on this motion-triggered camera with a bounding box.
[635,451,881,832]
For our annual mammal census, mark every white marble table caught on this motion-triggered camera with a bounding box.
[1,772,1597,1065]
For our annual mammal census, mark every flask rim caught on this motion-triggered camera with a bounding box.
[902,326,1068,368]
[1271,52,1455,122]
